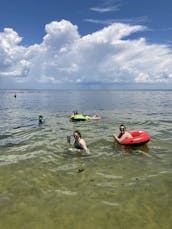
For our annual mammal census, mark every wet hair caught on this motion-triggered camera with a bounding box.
[119,124,126,131]
[38,115,43,124]
[73,130,81,138]
[118,124,126,138]
[73,111,78,115]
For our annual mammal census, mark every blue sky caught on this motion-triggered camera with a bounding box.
[0,0,172,89]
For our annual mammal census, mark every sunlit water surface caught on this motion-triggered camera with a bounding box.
[0,90,171,229]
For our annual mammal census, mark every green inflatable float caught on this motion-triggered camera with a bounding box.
[70,114,88,121]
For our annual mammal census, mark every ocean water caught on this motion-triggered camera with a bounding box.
[0,89,171,229]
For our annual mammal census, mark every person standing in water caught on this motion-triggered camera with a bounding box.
[38,115,44,124]
[67,130,90,154]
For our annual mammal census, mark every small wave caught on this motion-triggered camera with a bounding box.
[13,124,35,129]
[101,201,120,207]
[0,151,43,166]
[96,172,123,179]
[0,134,12,140]
[57,163,79,171]
[54,189,77,196]
[96,182,117,188]
[159,170,170,174]
[130,171,169,182]
[47,189,77,196]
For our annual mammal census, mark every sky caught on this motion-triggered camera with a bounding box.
[0,0,172,89]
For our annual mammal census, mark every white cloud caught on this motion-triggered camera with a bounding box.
[43,20,80,50]
[0,19,172,88]
[84,16,148,26]
[90,6,119,13]
[90,0,122,13]
[0,28,30,77]
[82,23,144,42]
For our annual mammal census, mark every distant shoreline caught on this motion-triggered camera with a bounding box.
[0,88,172,92]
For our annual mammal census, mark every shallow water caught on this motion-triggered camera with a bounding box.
[0,89,171,229]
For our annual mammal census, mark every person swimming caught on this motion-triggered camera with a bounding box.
[85,114,101,120]
[38,115,44,124]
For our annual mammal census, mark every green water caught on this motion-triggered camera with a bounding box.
[0,90,171,228]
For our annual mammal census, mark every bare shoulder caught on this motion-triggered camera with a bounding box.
[80,138,86,144]
[126,131,132,138]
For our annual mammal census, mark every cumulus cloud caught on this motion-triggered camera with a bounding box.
[0,19,172,88]
[0,28,30,77]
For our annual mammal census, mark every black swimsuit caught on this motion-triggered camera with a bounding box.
[74,140,83,150]
[118,132,124,138]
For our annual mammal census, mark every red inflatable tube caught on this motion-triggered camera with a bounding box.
[120,130,150,146]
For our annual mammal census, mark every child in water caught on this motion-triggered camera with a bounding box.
[38,115,44,124]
